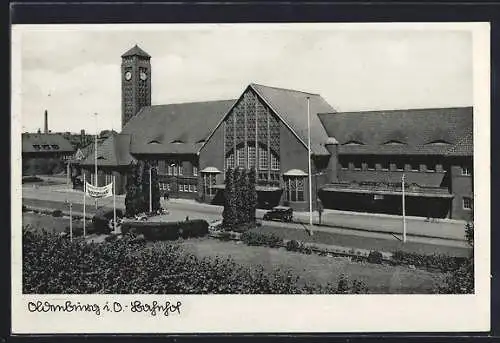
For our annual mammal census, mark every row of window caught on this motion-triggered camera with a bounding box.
[340,160,472,176]
[154,160,198,177]
[226,145,280,171]
[32,144,60,150]
[159,182,198,193]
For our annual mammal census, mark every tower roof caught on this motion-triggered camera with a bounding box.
[121,44,151,58]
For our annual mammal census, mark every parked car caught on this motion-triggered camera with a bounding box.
[262,206,293,222]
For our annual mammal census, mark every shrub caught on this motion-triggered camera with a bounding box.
[65,223,96,237]
[52,210,63,217]
[337,274,350,294]
[352,279,368,294]
[22,230,368,294]
[436,257,474,294]
[286,239,301,252]
[241,231,283,248]
[178,220,209,239]
[301,246,313,255]
[121,220,209,241]
[392,250,466,272]
[367,251,383,264]
[92,208,124,235]
[218,232,231,241]
[465,222,474,248]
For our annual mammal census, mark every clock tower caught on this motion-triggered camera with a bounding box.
[121,44,151,128]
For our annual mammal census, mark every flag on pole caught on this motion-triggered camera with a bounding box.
[85,182,113,199]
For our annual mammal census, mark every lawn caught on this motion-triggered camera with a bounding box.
[177,237,446,294]
[23,212,78,233]
[250,225,471,257]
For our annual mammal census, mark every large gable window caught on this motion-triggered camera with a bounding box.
[248,146,256,168]
[271,153,280,171]
[236,146,246,167]
[259,146,268,170]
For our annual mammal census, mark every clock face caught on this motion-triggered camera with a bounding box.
[140,71,148,81]
[125,71,132,81]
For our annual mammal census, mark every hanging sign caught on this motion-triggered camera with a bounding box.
[85,182,113,198]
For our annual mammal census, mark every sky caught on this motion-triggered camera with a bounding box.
[16,24,473,134]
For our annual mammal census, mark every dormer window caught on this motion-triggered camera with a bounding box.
[32,144,41,150]
[42,145,51,150]
[51,144,60,150]
[148,140,161,144]
[171,140,184,144]
[343,140,364,146]
[383,140,405,145]
[426,139,451,145]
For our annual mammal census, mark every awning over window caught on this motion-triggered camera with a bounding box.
[200,166,221,174]
[283,169,308,177]
[321,182,454,199]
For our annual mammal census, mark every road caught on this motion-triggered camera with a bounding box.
[21,183,470,250]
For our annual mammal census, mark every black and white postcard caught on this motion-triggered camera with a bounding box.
[11,22,490,333]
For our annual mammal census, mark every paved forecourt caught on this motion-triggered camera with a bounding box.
[22,184,468,242]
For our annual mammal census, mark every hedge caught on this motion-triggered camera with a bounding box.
[121,219,209,241]
[241,231,282,248]
[22,230,368,294]
[391,250,466,272]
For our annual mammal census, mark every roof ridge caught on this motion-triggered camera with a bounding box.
[250,83,320,96]
[149,99,236,107]
[324,106,473,115]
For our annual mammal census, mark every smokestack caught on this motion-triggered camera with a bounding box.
[44,110,48,134]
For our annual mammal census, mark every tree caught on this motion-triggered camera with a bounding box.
[247,169,258,223]
[235,167,249,224]
[125,162,144,217]
[222,168,237,228]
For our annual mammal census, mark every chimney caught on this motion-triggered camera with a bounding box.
[80,129,86,145]
[44,110,48,134]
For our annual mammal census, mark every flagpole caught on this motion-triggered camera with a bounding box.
[69,200,73,242]
[307,97,313,233]
[113,174,116,233]
[94,112,98,210]
[83,173,86,238]
[402,173,407,243]
[149,166,152,213]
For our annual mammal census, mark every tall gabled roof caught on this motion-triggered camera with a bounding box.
[250,83,335,155]
[123,100,236,155]
[318,107,473,156]
[79,133,135,166]
[22,133,74,154]
[121,44,151,58]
